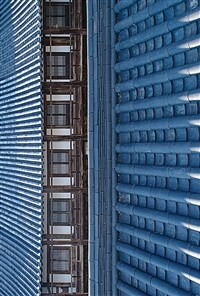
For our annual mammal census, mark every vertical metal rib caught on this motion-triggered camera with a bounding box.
[0,1,42,295]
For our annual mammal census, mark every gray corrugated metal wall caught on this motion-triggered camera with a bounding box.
[88,0,200,295]
[0,1,42,295]
[115,0,200,295]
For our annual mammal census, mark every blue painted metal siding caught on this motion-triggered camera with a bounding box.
[87,1,116,295]
[88,0,200,295]
[114,0,200,295]
[0,1,42,295]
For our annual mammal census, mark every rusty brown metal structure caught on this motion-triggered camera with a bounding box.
[41,1,88,295]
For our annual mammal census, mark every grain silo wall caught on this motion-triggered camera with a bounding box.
[0,1,42,295]
[88,0,200,295]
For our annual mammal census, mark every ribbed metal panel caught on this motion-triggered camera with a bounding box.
[114,0,200,295]
[87,1,116,295]
[0,1,42,295]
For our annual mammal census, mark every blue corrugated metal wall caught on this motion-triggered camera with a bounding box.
[0,1,42,295]
[87,1,117,295]
[114,0,200,295]
[88,0,200,295]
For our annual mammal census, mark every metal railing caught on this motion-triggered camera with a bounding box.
[41,0,88,295]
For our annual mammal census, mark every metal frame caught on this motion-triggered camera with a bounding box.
[45,52,71,80]
[41,0,88,295]
[44,1,71,28]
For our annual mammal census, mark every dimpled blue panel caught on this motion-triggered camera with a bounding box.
[114,0,200,295]
[0,1,42,295]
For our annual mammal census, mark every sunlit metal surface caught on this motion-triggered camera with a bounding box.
[0,1,42,295]
[88,0,200,295]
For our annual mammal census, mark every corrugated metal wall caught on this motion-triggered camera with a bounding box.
[0,1,42,295]
[114,0,200,295]
[88,0,200,295]
[87,0,114,294]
